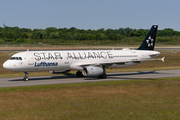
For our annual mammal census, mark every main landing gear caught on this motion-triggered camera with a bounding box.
[76,71,84,77]
[99,73,107,79]
[23,72,29,81]
[99,67,107,79]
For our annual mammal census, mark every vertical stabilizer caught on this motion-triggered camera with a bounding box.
[137,25,158,50]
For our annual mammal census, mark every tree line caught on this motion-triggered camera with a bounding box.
[0,26,180,44]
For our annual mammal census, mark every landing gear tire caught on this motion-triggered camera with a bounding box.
[99,73,107,79]
[76,71,83,77]
[24,72,29,81]
[23,77,29,81]
[99,66,107,79]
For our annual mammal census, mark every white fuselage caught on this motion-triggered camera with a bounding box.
[3,49,160,72]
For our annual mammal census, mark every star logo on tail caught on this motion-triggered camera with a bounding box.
[146,36,154,47]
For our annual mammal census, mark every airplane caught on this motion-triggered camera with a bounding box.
[3,25,163,81]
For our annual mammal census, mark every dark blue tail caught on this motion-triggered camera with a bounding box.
[137,25,158,50]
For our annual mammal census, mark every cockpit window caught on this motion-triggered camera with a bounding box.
[9,57,22,60]
[19,57,22,60]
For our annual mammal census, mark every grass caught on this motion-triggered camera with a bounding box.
[1,78,180,119]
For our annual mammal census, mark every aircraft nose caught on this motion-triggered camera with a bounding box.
[3,61,11,70]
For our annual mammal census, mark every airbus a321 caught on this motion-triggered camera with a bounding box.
[3,25,164,81]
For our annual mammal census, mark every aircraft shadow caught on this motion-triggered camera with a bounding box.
[109,71,158,76]
[9,71,164,81]
[82,71,161,80]
[9,73,77,81]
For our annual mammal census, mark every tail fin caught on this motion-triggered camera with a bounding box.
[137,25,158,50]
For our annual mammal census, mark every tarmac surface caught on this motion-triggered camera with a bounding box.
[0,70,180,88]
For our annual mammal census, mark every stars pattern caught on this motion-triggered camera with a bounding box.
[146,36,154,47]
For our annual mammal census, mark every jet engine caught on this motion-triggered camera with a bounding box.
[49,70,70,74]
[82,66,103,76]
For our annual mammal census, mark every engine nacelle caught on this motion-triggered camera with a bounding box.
[49,70,70,74]
[82,66,103,76]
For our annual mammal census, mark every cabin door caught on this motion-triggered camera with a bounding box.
[27,52,34,66]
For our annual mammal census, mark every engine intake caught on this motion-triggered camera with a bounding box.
[82,66,103,76]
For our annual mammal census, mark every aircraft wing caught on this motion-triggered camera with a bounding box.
[70,60,142,70]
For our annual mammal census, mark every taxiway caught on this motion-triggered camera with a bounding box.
[0,70,180,88]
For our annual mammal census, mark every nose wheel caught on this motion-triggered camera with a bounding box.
[24,72,29,81]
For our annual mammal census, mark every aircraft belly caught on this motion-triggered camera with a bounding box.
[109,62,139,68]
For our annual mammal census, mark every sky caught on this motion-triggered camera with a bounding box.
[1,0,180,31]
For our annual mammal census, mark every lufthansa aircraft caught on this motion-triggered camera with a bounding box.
[3,25,163,81]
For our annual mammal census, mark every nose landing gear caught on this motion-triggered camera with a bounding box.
[23,72,29,81]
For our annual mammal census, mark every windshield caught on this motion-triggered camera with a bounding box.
[9,57,22,60]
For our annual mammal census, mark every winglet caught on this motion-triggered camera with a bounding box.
[137,25,158,51]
